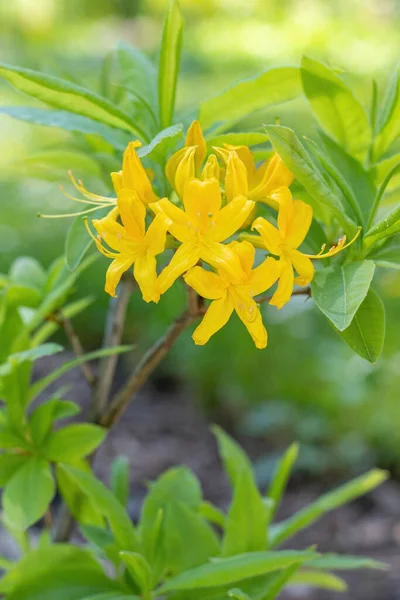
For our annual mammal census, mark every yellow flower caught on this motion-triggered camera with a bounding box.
[150,178,255,294]
[165,120,207,196]
[86,190,171,302]
[216,146,293,205]
[184,241,281,349]
[250,187,361,309]
[111,140,158,205]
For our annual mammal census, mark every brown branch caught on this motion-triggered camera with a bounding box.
[90,278,135,423]
[101,309,196,428]
[256,286,312,305]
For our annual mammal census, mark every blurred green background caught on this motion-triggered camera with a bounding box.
[1,0,400,476]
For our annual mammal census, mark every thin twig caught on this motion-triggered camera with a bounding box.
[90,278,135,423]
[101,309,196,428]
[256,286,311,305]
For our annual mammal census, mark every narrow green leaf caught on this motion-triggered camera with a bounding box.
[43,423,106,461]
[110,455,130,507]
[337,289,385,363]
[367,234,400,269]
[9,256,47,291]
[60,465,138,550]
[158,550,316,593]
[117,41,158,111]
[29,344,132,400]
[374,69,400,158]
[266,443,298,524]
[3,457,55,530]
[0,343,63,377]
[260,565,300,600]
[120,551,152,595]
[65,205,111,271]
[31,295,94,346]
[200,501,226,528]
[290,569,347,591]
[0,62,146,138]
[264,125,357,235]
[212,425,252,486]
[57,463,105,528]
[206,132,269,147]
[29,398,81,445]
[311,261,375,331]
[366,161,400,237]
[269,469,388,547]
[138,124,183,162]
[301,57,370,159]
[158,0,183,128]
[309,553,387,571]
[200,67,301,131]
[0,106,129,149]
[227,588,250,600]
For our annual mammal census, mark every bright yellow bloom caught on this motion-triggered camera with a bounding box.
[184,241,281,349]
[150,178,255,294]
[86,190,171,301]
[216,146,293,205]
[165,120,207,196]
[111,141,158,205]
[250,187,361,309]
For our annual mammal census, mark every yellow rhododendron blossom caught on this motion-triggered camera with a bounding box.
[150,178,255,293]
[251,187,361,309]
[216,146,293,206]
[184,241,281,348]
[111,141,158,205]
[87,190,171,302]
[165,120,207,195]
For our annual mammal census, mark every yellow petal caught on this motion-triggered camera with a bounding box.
[121,142,156,205]
[185,120,207,170]
[145,213,172,255]
[201,241,245,283]
[192,294,234,345]
[158,243,201,294]
[276,187,294,238]
[251,153,293,200]
[269,259,294,309]
[184,266,226,299]
[183,178,222,232]
[212,196,255,242]
[202,154,220,181]
[111,170,122,194]
[175,147,196,197]
[165,146,188,188]
[117,189,146,240]
[134,253,160,303]
[228,240,255,277]
[251,217,283,256]
[224,144,255,178]
[105,257,134,298]
[150,198,191,243]
[230,287,259,323]
[285,199,313,249]
[93,214,132,252]
[225,151,249,202]
[288,249,315,286]
[247,256,282,297]
[236,304,268,349]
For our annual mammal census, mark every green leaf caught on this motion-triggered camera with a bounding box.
[9,256,47,291]
[56,463,105,528]
[337,289,385,363]
[0,106,129,148]
[120,551,152,595]
[43,423,106,461]
[29,398,81,445]
[269,469,388,547]
[199,68,301,131]
[163,501,220,574]
[138,124,183,162]
[227,588,250,600]
[301,57,370,159]
[206,132,269,147]
[309,553,387,571]
[290,570,347,591]
[374,69,400,158]
[16,150,101,181]
[158,0,183,128]
[260,566,300,600]
[29,344,132,400]
[264,125,357,235]
[0,62,146,138]
[200,501,226,528]
[3,284,42,309]
[65,208,111,271]
[222,468,267,557]
[110,455,130,507]
[266,443,298,524]
[158,550,316,593]
[367,234,400,269]
[117,41,158,111]
[3,457,55,530]
[31,296,94,346]
[0,544,122,599]
[311,261,375,331]
[0,342,63,376]
[60,465,138,550]
[0,453,28,486]
[212,425,252,486]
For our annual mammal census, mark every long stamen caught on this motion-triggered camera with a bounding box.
[84,218,119,258]
[38,205,104,219]
[69,171,116,203]
[59,184,106,206]
[305,227,361,259]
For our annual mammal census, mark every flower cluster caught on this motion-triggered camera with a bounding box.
[79,121,358,349]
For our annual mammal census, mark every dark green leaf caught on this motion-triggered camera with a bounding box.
[337,289,385,363]
[158,0,183,128]
[311,261,375,331]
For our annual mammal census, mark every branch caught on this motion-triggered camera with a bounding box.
[256,286,311,305]
[101,309,196,428]
[90,278,135,423]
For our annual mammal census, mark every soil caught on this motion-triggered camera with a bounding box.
[2,353,400,599]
